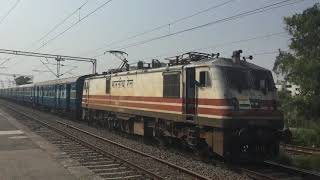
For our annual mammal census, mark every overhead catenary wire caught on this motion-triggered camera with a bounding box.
[130,31,288,62]
[0,58,11,66]
[94,0,305,58]
[128,50,284,67]
[84,0,236,56]
[2,0,90,68]
[34,0,114,52]
[252,51,280,56]
[0,0,21,25]
[27,0,90,50]
[39,58,57,78]
[0,0,21,66]
[4,0,113,76]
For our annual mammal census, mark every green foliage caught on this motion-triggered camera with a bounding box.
[274,4,320,124]
[291,128,320,147]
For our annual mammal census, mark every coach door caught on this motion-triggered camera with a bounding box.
[185,67,196,120]
[36,87,40,105]
[66,84,71,111]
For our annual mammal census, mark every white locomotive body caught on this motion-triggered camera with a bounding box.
[81,51,284,160]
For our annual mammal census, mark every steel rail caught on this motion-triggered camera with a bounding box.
[239,160,320,180]
[3,101,210,180]
[3,103,163,180]
[240,167,276,180]
[281,143,320,155]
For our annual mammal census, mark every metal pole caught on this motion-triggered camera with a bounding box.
[0,49,96,78]
[92,60,97,74]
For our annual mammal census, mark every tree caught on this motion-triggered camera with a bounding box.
[273,4,320,123]
[14,76,33,85]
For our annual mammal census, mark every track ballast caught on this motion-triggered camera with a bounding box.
[1,100,210,180]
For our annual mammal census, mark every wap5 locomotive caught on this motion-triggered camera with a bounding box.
[0,50,285,161]
[81,50,284,160]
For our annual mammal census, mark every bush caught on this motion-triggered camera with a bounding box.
[290,128,320,147]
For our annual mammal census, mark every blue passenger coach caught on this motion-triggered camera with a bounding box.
[0,75,89,118]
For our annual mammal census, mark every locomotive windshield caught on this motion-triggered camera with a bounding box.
[251,70,276,91]
[223,68,250,90]
[222,68,276,92]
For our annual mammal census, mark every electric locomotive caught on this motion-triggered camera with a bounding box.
[81,50,286,161]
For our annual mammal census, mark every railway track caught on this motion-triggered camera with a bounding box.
[281,143,320,155]
[3,100,320,180]
[1,101,210,180]
[239,160,320,180]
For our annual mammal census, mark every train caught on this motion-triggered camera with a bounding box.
[0,50,288,161]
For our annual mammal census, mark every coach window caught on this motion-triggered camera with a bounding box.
[163,73,180,98]
[106,78,111,94]
[199,71,211,87]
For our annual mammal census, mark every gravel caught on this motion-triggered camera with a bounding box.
[5,101,250,180]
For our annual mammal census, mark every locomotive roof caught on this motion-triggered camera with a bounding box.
[190,57,269,71]
[87,57,270,79]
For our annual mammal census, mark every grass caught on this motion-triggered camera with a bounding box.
[273,150,320,171]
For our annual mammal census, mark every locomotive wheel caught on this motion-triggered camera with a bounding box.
[106,117,112,129]
[122,121,130,133]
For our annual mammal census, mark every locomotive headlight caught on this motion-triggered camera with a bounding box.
[231,98,239,111]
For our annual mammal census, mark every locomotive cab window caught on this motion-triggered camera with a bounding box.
[163,73,180,98]
[199,71,211,87]
[106,78,111,94]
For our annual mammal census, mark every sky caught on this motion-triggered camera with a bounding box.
[0,0,318,85]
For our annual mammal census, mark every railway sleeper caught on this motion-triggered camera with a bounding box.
[103,174,145,180]
[81,160,114,166]
[93,167,128,173]
[99,170,138,178]
[78,157,112,162]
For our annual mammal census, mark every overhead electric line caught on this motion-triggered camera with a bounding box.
[40,59,58,78]
[252,51,279,56]
[0,0,21,25]
[0,58,11,66]
[0,48,97,78]
[5,0,113,74]
[94,0,304,58]
[85,0,236,56]
[2,1,91,69]
[130,31,287,62]
[34,0,114,52]
[28,0,90,49]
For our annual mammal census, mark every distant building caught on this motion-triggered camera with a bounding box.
[276,81,300,96]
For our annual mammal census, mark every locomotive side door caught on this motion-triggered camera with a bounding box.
[84,80,90,107]
[185,67,197,120]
